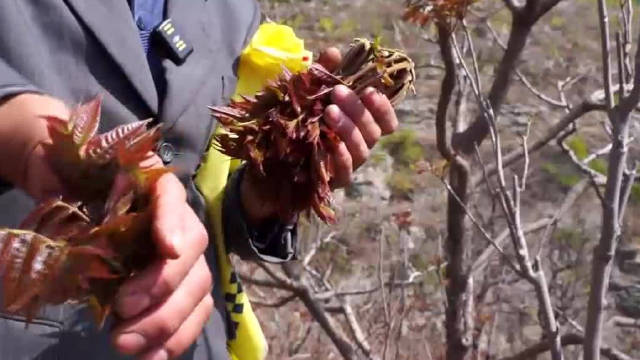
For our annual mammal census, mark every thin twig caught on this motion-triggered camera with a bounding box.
[340,299,373,358]
[470,218,551,277]
[536,178,590,258]
[485,21,567,108]
[556,124,607,183]
[618,162,638,221]
[616,32,626,99]
[378,226,390,325]
[313,277,425,301]
[519,121,531,191]
[252,294,298,308]
[439,177,521,275]
[303,231,336,267]
[462,19,482,94]
[597,0,615,110]
[238,273,297,291]
[451,30,482,103]
[471,100,606,187]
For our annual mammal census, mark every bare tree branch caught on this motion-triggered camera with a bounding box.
[620,10,640,114]
[451,0,566,154]
[440,175,521,276]
[303,231,336,267]
[314,277,425,301]
[502,0,522,14]
[471,100,606,187]
[280,263,361,360]
[451,13,533,154]
[340,300,372,359]
[462,19,483,95]
[444,158,473,360]
[378,226,390,325]
[470,218,550,277]
[618,163,638,220]
[238,272,298,291]
[435,25,456,161]
[251,294,298,308]
[481,95,564,360]
[584,2,640,355]
[609,316,640,328]
[485,21,567,108]
[536,178,590,257]
[558,129,608,186]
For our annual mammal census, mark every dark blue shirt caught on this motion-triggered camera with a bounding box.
[129,0,166,97]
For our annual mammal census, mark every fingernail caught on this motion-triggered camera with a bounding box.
[114,332,147,354]
[361,87,376,98]
[116,293,150,318]
[325,105,342,128]
[333,84,350,99]
[143,349,169,360]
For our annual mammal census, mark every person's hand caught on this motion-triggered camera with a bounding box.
[0,94,213,359]
[318,47,399,188]
[111,172,213,360]
[239,47,399,224]
[0,93,69,199]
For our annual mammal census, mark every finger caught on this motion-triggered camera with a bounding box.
[114,204,208,319]
[24,146,67,200]
[317,47,342,72]
[112,256,213,356]
[327,141,353,189]
[360,87,398,135]
[324,103,369,169]
[332,85,381,148]
[139,153,164,169]
[139,295,214,360]
[150,173,188,259]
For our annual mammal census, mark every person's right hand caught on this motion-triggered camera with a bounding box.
[0,93,214,359]
[111,173,213,360]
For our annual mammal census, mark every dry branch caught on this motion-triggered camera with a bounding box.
[471,100,606,188]
[584,1,639,357]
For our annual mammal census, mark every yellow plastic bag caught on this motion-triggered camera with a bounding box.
[194,23,312,360]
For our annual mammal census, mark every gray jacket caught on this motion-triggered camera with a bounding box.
[0,1,276,359]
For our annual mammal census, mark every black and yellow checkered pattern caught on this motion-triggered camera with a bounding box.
[195,147,267,360]
[224,271,245,339]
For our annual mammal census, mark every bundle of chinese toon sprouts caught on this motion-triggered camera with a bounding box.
[211,38,416,223]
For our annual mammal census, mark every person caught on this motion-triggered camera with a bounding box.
[0,1,398,359]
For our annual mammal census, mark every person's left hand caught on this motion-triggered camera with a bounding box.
[240,47,399,224]
[317,47,399,189]
[110,173,213,360]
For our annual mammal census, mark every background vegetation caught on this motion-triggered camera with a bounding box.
[235,1,640,359]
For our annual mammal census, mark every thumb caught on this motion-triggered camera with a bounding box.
[317,47,342,73]
[150,173,185,259]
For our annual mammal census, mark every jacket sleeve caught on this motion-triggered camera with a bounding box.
[222,165,297,262]
[0,57,41,102]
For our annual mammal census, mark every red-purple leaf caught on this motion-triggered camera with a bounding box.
[72,95,102,147]
[84,119,151,164]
